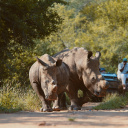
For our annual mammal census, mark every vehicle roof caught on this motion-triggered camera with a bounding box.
[100,68,106,71]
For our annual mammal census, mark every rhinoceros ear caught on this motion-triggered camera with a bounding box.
[95,51,101,59]
[56,59,62,67]
[87,51,93,59]
[36,56,49,67]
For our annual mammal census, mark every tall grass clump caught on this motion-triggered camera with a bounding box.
[0,85,41,113]
[0,87,21,113]
[21,89,41,111]
[93,93,128,110]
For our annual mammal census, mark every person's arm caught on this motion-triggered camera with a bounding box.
[120,64,126,72]
[120,67,125,72]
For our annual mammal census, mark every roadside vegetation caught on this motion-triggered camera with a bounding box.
[1,0,128,112]
[0,86,41,113]
[1,0,128,89]
[93,92,128,110]
[1,84,128,113]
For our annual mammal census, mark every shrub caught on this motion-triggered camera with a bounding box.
[93,93,128,110]
[0,85,41,113]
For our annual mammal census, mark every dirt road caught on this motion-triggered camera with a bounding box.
[0,102,128,128]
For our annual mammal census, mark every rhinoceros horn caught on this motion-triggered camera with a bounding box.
[36,56,49,67]
[95,51,101,59]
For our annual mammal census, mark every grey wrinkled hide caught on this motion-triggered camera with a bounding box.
[29,54,69,112]
[53,47,109,110]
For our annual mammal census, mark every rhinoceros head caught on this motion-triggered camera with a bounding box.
[81,51,109,97]
[36,55,62,100]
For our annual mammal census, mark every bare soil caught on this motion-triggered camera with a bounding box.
[0,102,128,128]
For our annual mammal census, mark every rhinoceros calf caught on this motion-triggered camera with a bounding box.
[53,47,109,110]
[29,54,69,112]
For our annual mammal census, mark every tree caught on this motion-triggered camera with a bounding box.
[0,0,67,46]
[81,0,128,72]
[36,3,88,55]
[0,0,66,81]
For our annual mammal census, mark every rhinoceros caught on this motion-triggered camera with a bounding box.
[29,54,69,112]
[53,47,109,110]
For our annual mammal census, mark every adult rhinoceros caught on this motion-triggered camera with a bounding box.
[29,54,69,112]
[53,47,109,110]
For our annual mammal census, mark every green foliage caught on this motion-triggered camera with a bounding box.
[2,0,128,112]
[78,90,83,98]
[3,0,128,88]
[81,0,128,73]
[0,85,41,113]
[0,86,22,112]
[65,92,71,105]
[2,42,36,87]
[21,89,41,111]
[36,3,88,55]
[93,93,128,110]
[42,0,128,74]
[0,0,64,45]
[0,0,66,81]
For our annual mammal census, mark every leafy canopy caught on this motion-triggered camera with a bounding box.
[0,0,66,47]
[0,0,66,81]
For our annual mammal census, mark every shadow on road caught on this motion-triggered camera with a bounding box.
[0,102,128,128]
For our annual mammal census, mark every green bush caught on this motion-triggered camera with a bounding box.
[93,93,128,110]
[0,85,41,113]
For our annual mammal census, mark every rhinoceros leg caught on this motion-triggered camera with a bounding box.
[59,93,67,110]
[52,96,60,111]
[31,83,52,112]
[52,93,67,111]
[66,83,81,110]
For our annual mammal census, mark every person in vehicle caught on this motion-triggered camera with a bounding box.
[117,58,128,90]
